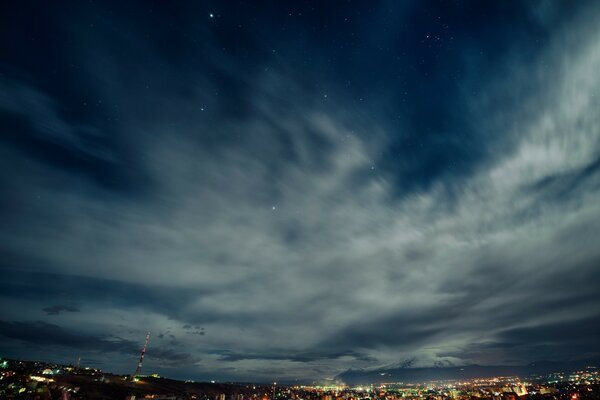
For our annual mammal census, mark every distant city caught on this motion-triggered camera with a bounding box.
[1,356,598,400]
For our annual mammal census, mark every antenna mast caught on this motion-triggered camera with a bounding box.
[132,332,150,379]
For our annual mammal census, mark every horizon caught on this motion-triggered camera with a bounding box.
[3,355,599,386]
[1,0,600,383]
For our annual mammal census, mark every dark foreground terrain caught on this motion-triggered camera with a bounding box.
[0,357,270,399]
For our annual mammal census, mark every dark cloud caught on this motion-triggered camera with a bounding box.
[318,309,452,351]
[217,350,375,363]
[148,347,199,368]
[42,305,80,315]
[0,320,199,368]
[0,320,137,355]
[498,314,600,349]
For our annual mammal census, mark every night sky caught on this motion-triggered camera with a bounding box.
[1,0,600,383]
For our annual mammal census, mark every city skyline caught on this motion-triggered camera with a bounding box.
[1,1,600,382]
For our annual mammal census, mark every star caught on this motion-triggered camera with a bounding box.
[209,13,214,18]
[272,206,276,210]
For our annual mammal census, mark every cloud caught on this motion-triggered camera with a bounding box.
[216,350,376,363]
[0,320,199,368]
[0,320,137,354]
[42,305,80,315]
